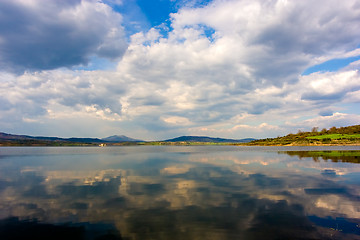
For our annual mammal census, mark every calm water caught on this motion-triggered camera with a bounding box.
[1,146,360,240]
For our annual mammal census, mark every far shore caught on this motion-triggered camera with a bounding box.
[1,141,360,147]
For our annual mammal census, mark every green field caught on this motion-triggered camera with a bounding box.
[248,125,360,146]
[306,134,360,140]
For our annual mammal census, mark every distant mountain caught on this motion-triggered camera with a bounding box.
[1,132,254,146]
[0,132,105,143]
[164,136,256,143]
[0,132,32,140]
[0,132,144,145]
[101,135,143,142]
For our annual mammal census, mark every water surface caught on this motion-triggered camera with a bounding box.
[1,146,360,239]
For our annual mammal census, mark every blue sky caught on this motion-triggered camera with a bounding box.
[0,0,360,140]
[302,55,360,75]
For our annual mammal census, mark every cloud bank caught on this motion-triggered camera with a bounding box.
[0,0,127,73]
[1,0,360,139]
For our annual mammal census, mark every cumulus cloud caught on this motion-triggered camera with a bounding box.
[0,0,127,73]
[1,0,360,139]
[300,71,360,102]
[170,0,360,84]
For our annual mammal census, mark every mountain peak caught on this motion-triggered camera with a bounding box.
[101,135,143,142]
[164,136,255,143]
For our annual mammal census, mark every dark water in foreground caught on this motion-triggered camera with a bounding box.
[1,146,360,240]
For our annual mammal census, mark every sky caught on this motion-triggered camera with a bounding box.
[0,0,360,140]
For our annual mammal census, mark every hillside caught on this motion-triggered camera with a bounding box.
[0,132,142,146]
[101,135,143,142]
[248,125,360,146]
[164,136,255,143]
[2,125,360,146]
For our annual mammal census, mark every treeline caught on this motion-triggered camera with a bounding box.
[317,125,360,134]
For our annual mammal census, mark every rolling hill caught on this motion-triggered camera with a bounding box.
[101,135,143,142]
[248,125,360,146]
[2,125,360,146]
[0,132,142,146]
[164,136,256,143]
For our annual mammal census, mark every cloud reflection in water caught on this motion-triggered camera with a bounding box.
[0,147,360,239]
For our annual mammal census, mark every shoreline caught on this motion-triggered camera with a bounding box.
[1,142,360,147]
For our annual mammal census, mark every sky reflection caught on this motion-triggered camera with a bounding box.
[1,147,360,239]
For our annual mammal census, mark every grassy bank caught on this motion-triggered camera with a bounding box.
[247,125,360,146]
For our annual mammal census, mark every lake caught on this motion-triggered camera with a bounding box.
[1,146,360,240]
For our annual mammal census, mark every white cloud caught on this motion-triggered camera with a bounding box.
[1,0,360,139]
[161,116,193,126]
[300,70,360,101]
[294,112,360,130]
